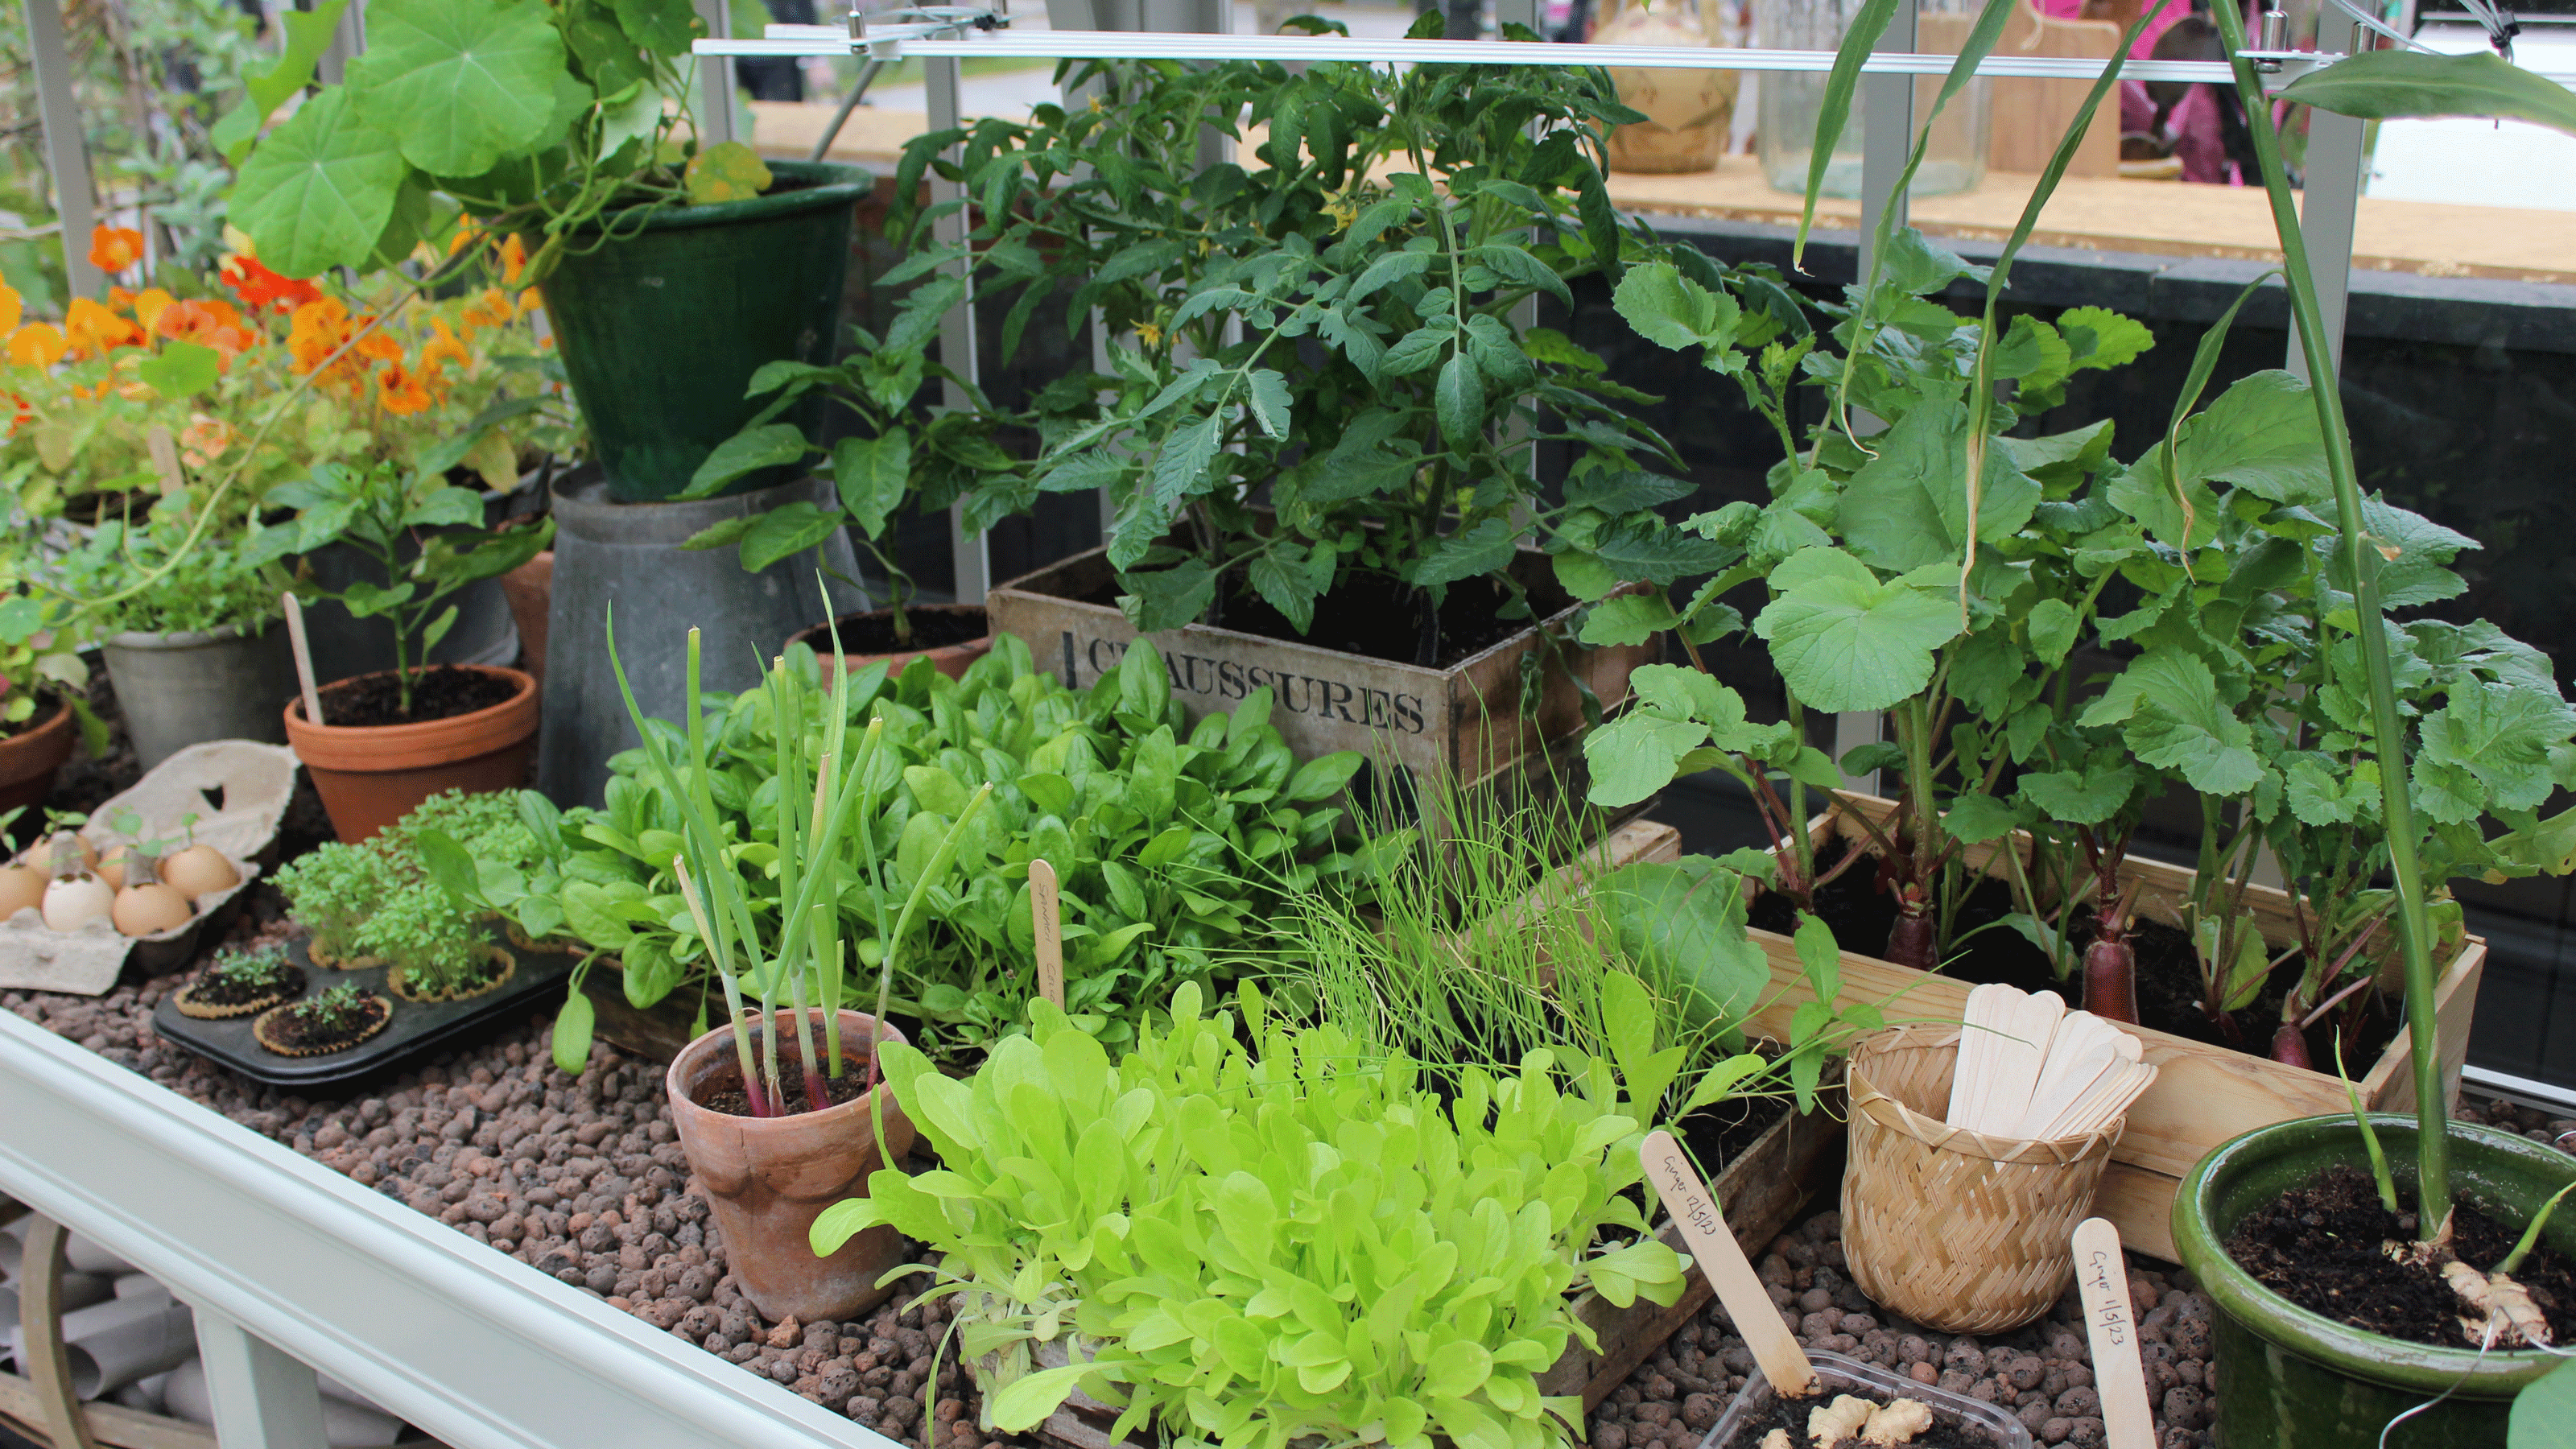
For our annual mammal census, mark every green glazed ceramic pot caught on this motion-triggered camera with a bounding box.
[2172,1113,2575,1447]
[535,161,871,502]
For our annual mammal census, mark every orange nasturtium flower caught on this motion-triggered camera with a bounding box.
[419,318,473,380]
[287,299,401,390]
[3,394,28,438]
[497,233,530,286]
[459,287,513,336]
[179,414,236,468]
[0,284,18,337]
[6,323,66,369]
[64,297,144,359]
[221,251,324,316]
[89,225,145,275]
[376,360,436,416]
[155,298,256,357]
[130,288,177,333]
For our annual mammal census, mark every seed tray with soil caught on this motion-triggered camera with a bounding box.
[172,943,306,1019]
[253,985,394,1056]
[6,950,1030,1447]
[2222,1162,2576,1349]
[386,943,518,1004]
[155,929,575,1087]
[1585,1206,2220,1449]
[317,666,522,728]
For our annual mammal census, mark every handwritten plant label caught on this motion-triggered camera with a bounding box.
[2070,1217,2155,1449]
[1029,857,1064,1011]
[1641,1129,1817,1397]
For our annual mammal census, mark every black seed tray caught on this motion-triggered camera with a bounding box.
[153,930,577,1088]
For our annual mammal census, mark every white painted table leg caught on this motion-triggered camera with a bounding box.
[192,1303,330,1449]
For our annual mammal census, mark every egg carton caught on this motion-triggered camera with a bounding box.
[0,741,299,996]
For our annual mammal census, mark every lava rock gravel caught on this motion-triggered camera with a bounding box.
[1585,1208,2219,1449]
[4,926,1018,1448]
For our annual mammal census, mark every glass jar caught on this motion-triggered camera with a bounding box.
[1756,0,1994,198]
[1596,0,1743,175]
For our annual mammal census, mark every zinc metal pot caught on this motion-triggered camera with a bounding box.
[538,472,861,809]
[99,621,299,770]
[535,162,872,502]
[283,666,539,842]
[2171,1113,2576,1447]
[664,1009,917,1324]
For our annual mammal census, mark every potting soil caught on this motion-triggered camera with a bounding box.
[1587,1207,2217,1449]
[2222,1162,2576,1348]
[794,609,989,655]
[320,667,518,727]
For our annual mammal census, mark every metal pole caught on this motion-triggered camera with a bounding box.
[1842,0,1918,793]
[694,0,740,145]
[927,53,991,603]
[1856,0,1918,279]
[193,1304,331,1449]
[21,0,101,301]
[316,0,365,86]
[2289,14,2365,381]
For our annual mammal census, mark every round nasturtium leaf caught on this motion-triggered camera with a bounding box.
[228,89,409,279]
[684,141,774,204]
[347,0,569,180]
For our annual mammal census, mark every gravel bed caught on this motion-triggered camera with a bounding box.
[3,915,1015,1449]
[1586,1208,2217,1449]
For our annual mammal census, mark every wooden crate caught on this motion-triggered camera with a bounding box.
[985,547,1655,793]
[1740,795,2484,1262]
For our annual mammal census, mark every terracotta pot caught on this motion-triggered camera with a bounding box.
[498,550,554,692]
[665,1009,919,1323]
[281,666,539,842]
[0,698,77,817]
[786,604,993,683]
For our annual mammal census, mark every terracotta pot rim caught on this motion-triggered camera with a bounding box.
[0,696,75,777]
[283,665,539,774]
[663,1008,910,1133]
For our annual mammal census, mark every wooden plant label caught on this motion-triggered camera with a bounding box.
[1640,1129,1817,1397]
[282,592,323,727]
[1029,857,1063,1010]
[2071,1217,2155,1449]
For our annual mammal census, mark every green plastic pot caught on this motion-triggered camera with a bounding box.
[2173,1113,2576,1447]
[535,161,871,502]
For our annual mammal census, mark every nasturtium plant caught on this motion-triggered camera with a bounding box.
[496,635,1364,1067]
[227,0,735,280]
[815,984,1690,1449]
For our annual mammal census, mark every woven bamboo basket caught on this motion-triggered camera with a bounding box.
[1840,1024,2124,1333]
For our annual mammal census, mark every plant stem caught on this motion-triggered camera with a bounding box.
[788,968,828,1115]
[715,970,770,1117]
[2211,2,2446,1233]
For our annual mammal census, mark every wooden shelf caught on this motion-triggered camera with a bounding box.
[755,101,2576,285]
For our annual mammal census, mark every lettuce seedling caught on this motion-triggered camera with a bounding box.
[816,982,1688,1449]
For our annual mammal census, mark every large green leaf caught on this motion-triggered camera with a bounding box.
[2413,681,2576,824]
[2509,1342,2576,1447]
[613,0,700,56]
[832,433,909,538]
[2078,647,2265,796]
[348,0,568,178]
[2281,49,2576,138]
[1612,262,1740,354]
[1409,518,1518,588]
[2174,369,2330,505]
[1836,398,2041,572]
[684,423,808,497]
[229,89,409,278]
[1752,547,1965,712]
[1599,859,1768,1032]
[738,502,844,573]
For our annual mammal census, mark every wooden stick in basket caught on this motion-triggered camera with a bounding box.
[2071,1217,2156,1449]
[1029,857,1063,1010]
[1641,1129,1818,1397]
